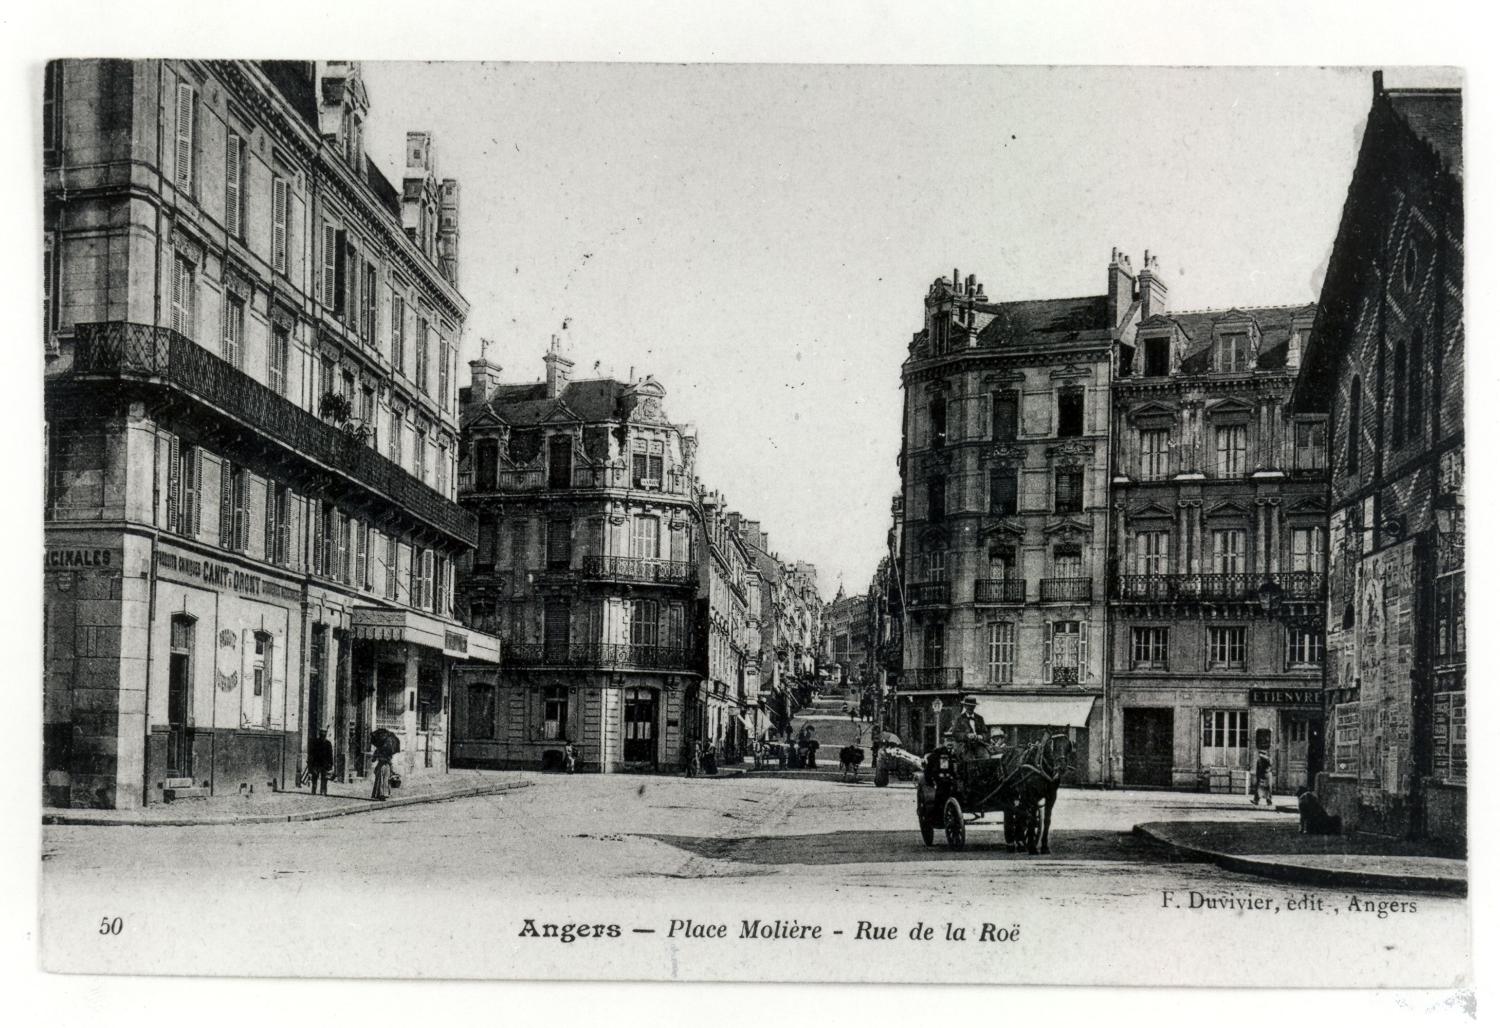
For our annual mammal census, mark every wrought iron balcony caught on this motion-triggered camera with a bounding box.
[471,463,693,495]
[909,581,951,607]
[905,667,963,688]
[1039,577,1092,602]
[502,641,698,671]
[1112,571,1327,603]
[973,578,1025,604]
[580,555,697,587]
[63,322,476,546]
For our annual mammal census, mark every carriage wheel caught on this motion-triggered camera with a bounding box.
[874,767,890,788]
[943,797,966,851]
[917,797,935,846]
[1022,801,1043,854]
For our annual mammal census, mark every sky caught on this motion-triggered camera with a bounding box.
[357,64,1446,602]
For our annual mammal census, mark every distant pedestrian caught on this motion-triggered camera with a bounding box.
[1250,749,1274,805]
[370,747,392,800]
[563,739,577,774]
[306,728,333,796]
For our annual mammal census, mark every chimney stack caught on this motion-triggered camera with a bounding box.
[1137,250,1168,320]
[1107,247,1136,329]
[469,339,502,405]
[437,178,460,286]
[544,335,574,399]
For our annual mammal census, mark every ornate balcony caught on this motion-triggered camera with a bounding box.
[973,578,1025,604]
[471,463,693,496]
[61,322,476,546]
[909,581,951,607]
[502,641,697,672]
[1112,571,1327,604]
[904,667,964,688]
[580,555,696,587]
[1039,577,1092,602]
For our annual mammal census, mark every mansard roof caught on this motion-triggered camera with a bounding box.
[1170,303,1318,374]
[974,294,1113,347]
[462,378,640,427]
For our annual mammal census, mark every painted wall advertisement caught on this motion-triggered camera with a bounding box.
[1355,539,1415,803]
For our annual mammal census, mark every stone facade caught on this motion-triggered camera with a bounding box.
[896,269,1118,782]
[1109,269,1330,792]
[452,344,704,772]
[1291,74,1464,848]
[42,60,494,809]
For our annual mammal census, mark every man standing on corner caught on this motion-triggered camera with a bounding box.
[306,728,333,796]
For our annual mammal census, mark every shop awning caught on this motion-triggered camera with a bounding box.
[350,607,501,663]
[974,696,1096,729]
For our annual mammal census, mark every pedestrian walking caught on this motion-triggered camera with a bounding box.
[306,728,333,796]
[369,727,400,801]
[1250,748,1274,805]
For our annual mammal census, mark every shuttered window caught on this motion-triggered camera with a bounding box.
[385,535,399,600]
[219,460,248,552]
[271,177,289,274]
[354,519,368,590]
[225,133,245,238]
[170,254,195,337]
[222,293,244,368]
[174,81,195,191]
[321,223,338,307]
[268,326,289,395]
[390,293,406,374]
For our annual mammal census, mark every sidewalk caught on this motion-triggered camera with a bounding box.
[43,769,533,827]
[1134,818,1467,896]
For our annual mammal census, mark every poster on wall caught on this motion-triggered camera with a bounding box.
[1332,701,1360,774]
[1432,691,1466,784]
[1356,540,1415,802]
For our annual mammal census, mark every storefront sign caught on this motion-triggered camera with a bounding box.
[1248,688,1321,708]
[45,547,116,569]
[156,550,302,602]
[445,630,469,654]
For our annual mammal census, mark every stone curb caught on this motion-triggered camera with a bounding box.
[1132,823,1467,897]
[43,779,533,828]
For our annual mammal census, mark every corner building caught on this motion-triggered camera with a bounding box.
[453,345,703,772]
[896,268,1119,782]
[42,61,496,809]
[1292,75,1464,847]
[1108,251,1329,792]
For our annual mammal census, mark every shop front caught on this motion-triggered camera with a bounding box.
[1249,686,1324,794]
[344,607,500,782]
[973,695,1099,785]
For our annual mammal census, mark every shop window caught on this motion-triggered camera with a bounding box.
[542,686,569,740]
[468,683,497,740]
[1201,709,1249,768]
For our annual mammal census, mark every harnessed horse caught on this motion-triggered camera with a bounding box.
[1004,732,1074,855]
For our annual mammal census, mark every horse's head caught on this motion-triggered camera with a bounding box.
[1041,731,1075,775]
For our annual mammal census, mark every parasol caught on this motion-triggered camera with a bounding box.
[370,727,401,758]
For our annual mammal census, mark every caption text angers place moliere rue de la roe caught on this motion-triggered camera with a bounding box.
[517,918,1022,944]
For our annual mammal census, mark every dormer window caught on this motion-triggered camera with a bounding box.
[1144,337,1171,377]
[1218,332,1251,372]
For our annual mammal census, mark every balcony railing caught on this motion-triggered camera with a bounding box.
[905,667,964,688]
[909,581,951,607]
[1112,571,1328,603]
[1039,577,1092,602]
[65,322,476,546]
[973,578,1025,604]
[472,464,693,495]
[502,641,697,671]
[580,555,696,587]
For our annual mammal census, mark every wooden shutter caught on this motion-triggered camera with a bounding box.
[322,223,337,306]
[311,499,323,576]
[264,479,276,561]
[272,178,288,273]
[234,469,249,551]
[1042,621,1054,684]
[218,460,235,547]
[225,134,243,237]
[355,519,367,590]
[174,82,194,189]
[166,436,181,532]
[187,448,201,536]
[1079,622,1090,684]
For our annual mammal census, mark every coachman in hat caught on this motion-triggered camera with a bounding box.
[951,695,991,758]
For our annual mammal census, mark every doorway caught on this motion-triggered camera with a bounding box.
[624,687,657,764]
[166,615,195,778]
[1122,707,1173,787]
[1279,713,1316,792]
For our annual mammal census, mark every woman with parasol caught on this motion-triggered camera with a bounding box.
[369,727,401,800]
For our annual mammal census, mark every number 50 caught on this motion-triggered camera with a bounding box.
[98,917,123,936]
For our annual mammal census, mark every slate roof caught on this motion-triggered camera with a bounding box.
[1387,89,1462,180]
[974,294,1113,347]
[462,378,636,427]
[1151,304,1317,374]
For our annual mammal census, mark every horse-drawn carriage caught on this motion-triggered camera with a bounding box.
[915,734,1072,854]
